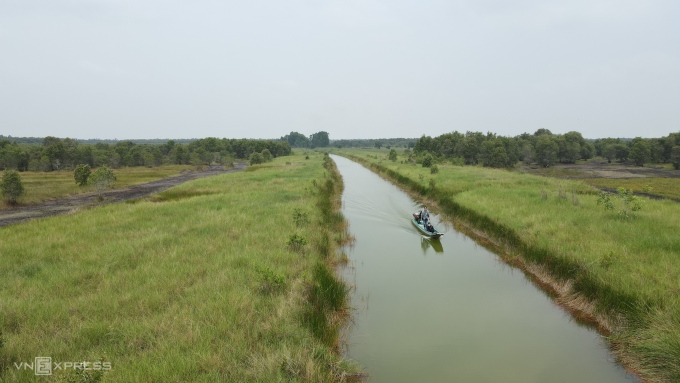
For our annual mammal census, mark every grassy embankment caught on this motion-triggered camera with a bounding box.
[334,148,680,383]
[1,165,196,207]
[0,153,357,382]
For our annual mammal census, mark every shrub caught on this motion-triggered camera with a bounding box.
[74,164,91,186]
[1,170,24,204]
[89,166,116,200]
[249,152,264,165]
[261,149,273,162]
[256,266,286,294]
[288,233,308,253]
[389,149,398,161]
[430,165,439,174]
[422,154,433,168]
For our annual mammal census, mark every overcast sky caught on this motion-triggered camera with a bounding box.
[1,0,679,140]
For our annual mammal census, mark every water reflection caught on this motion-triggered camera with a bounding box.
[420,236,444,254]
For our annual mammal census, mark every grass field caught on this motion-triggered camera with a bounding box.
[0,154,356,382]
[334,148,680,383]
[1,165,196,207]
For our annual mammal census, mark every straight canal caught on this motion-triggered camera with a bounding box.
[331,155,638,383]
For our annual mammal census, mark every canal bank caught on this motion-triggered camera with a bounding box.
[332,154,639,383]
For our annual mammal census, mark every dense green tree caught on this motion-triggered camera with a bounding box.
[249,152,264,165]
[309,131,330,148]
[535,135,559,167]
[671,146,680,170]
[533,128,553,136]
[74,164,91,186]
[629,137,651,166]
[261,149,273,162]
[1,170,24,204]
[603,144,617,163]
[613,144,630,163]
[281,132,310,147]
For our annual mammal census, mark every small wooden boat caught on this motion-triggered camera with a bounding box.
[411,213,443,239]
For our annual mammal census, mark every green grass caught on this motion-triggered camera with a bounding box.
[0,154,356,382]
[1,165,196,207]
[583,177,680,201]
[332,148,680,383]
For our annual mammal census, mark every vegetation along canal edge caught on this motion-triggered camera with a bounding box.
[331,150,678,383]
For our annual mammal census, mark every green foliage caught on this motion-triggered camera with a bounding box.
[249,152,264,165]
[671,146,680,170]
[535,135,559,167]
[597,188,642,218]
[1,170,25,204]
[630,137,651,166]
[421,154,433,168]
[597,191,615,210]
[430,165,439,174]
[74,164,91,186]
[617,187,642,218]
[261,148,273,162]
[256,266,286,294]
[389,148,398,161]
[288,233,308,252]
[309,131,330,148]
[89,166,116,199]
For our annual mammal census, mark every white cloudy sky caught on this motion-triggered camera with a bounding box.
[1,0,679,140]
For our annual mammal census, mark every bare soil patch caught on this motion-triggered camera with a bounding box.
[0,163,246,227]
[520,158,680,179]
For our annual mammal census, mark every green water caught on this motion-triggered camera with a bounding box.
[332,155,638,383]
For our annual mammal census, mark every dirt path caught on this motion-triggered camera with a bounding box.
[0,163,247,228]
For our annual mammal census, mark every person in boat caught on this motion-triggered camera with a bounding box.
[421,207,430,227]
[426,221,435,233]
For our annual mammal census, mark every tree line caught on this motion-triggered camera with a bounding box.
[412,129,680,169]
[280,131,330,148]
[0,137,292,172]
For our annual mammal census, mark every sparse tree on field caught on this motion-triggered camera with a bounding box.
[1,170,25,204]
[389,149,398,161]
[74,164,91,186]
[89,166,116,200]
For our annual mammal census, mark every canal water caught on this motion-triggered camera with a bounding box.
[332,155,638,383]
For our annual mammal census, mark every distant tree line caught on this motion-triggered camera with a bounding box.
[280,131,330,148]
[0,136,291,172]
[332,138,417,149]
[412,129,680,169]
[0,135,198,145]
